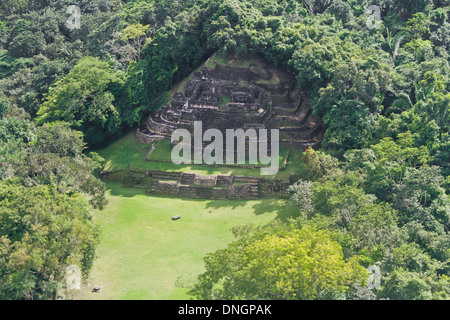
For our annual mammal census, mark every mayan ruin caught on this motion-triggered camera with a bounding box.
[129,54,325,200]
[136,54,325,151]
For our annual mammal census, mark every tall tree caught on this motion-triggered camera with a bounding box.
[36,57,124,146]
[0,182,99,300]
[190,226,367,300]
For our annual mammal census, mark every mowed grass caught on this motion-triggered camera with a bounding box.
[94,131,307,181]
[147,139,291,168]
[75,182,298,300]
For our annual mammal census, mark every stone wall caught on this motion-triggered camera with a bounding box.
[193,175,217,187]
[100,169,126,183]
[124,169,153,188]
[216,175,233,186]
[260,179,291,198]
[101,167,292,200]
[136,129,165,144]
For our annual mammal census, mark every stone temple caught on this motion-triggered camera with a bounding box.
[136,54,325,155]
[118,54,326,200]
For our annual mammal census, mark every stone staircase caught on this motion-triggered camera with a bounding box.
[180,173,196,185]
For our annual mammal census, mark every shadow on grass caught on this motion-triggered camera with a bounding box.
[105,181,148,198]
[103,182,299,222]
[201,196,298,222]
[252,197,298,221]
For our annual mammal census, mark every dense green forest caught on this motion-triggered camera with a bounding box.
[0,0,449,300]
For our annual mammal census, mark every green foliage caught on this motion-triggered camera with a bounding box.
[190,225,367,300]
[0,0,30,15]
[8,30,46,58]
[315,59,393,156]
[37,57,124,146]
[290,171,402,255]
[33,122,86,157]
[288,180,315,219]
[301,148,341,179]
[0,97,9,118]
[0,182,99,300]
[0,50,34,80]
[0,0,448,301]
[381,271,448,300]
[325,0,353,23]
[0,119,107,208]
[0,115,105,300]
[290,119,449,300]
[112,23,152,63]
[120,23,150,42]
[0,117,35,144]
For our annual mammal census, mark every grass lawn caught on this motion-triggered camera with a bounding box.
[147,139,291,167]
[219,94,231,107]
[94,131,308,181]
[75,181,298,300]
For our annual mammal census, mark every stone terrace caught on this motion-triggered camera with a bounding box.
[119,169,290,200]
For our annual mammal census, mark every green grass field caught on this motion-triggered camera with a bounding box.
[76,181,298,300]
[78,123,307,300]
[94,131,307,181]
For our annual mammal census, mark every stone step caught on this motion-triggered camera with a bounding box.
[180,173,196,185]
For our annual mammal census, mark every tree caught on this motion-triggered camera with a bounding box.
[383,29,405,60]
[381,271,439,300]
[0,0,30,15]
[302,148,341,179]
[0,98,8,118]
[349,202,402,253]
[0,119,107,209]
[288,180,315,219]
[22,151,107,209]
[431,133,450,177]
[403,39,434,62]
[300,0,332,14]
[190,226,367,300]
[392,166,449,230]
[379,242,450,300]
[325,0,353,23]
[0,117,35,144]
[403,12,431,41]
[8,30,46,58]
[365,131,430,203]
[315,60,393,156]
[0,182,99,300]
[33,122,85,158]
[36,57,124,146]
[118,23,152,63]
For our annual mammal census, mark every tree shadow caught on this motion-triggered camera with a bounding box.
[105,181,148,198]
[204,195,299,222]
[204,199,248,211]
[251,197,299,222]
